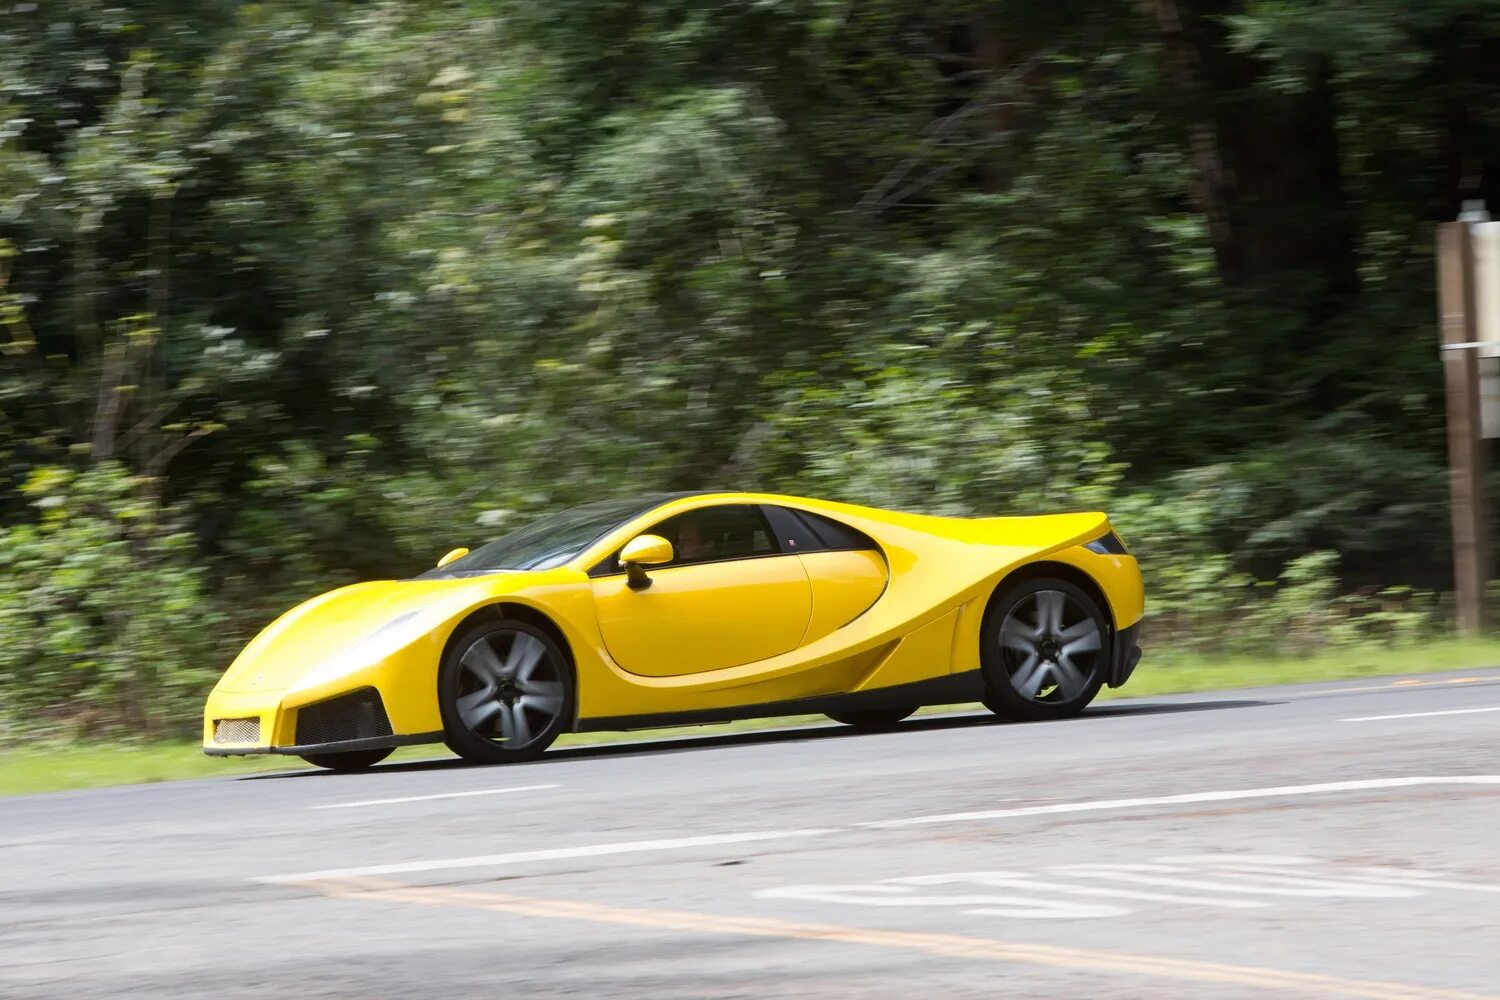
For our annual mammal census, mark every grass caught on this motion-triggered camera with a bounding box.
[1109,637,1500,698]
[4,636,1499,798]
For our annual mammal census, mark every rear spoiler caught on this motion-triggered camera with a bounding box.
[967,511,1111,556]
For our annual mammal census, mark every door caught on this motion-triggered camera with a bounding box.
[590,504,812,677]
[762,505,889,642]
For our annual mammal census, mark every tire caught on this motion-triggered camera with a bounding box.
[825,707,917,729]
[299,747,393,771]
[439,617,574,764]
[980,577,1110,722]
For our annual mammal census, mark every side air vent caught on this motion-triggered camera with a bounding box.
[1084,531,1130,556]
[294,688,393,746]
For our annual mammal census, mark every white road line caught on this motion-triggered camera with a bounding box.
[1350,870,1500,894]
[256,828,838,884]
[1273,676,1499,698]
[862,776,1500,829]
[260,775,1500,885]
[310,784,560,811]
[894,872,1270,909]
[1340,706,1500,723]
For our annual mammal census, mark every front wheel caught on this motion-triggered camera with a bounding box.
[439,618,574,764]
[299,747,393,771]
[825,707,916,729]
[981,578,1109,722]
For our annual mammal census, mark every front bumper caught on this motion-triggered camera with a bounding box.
[204,685,441,757]
[204,731,442,757]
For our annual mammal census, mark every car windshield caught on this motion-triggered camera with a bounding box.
[421,495,677,576]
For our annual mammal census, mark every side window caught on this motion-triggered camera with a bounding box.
[762,505,824,553]
[653,505,777,566]
[795,510,878,551]
[590,505,780,574]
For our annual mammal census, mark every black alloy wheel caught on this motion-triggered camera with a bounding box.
[825,707,917,729]
[439,618,574,764]
[299,747,394,771]
[980,577,1110,721]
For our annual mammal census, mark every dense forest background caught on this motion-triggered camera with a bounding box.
[4,0,1500,739]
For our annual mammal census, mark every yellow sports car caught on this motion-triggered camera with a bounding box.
[203,492,1144,770]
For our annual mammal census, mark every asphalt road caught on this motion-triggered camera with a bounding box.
[5,668,1500,1000]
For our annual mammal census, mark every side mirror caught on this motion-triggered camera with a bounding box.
[436,547,470,569]
[620,534,673,590]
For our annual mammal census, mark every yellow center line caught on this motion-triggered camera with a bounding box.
[298,876,1492,1000]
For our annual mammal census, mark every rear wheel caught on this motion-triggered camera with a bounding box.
[299,747,393,771]
[439,618,574,764]
[825,707,916,729]
[981,577,1109,722]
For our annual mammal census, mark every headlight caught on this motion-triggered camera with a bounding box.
[1083,531,1129,556]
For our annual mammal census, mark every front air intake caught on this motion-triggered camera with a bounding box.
[294,688,393,746]
[213,718,261,744]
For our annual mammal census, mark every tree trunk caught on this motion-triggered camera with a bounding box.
[1145,0,1233,269]
[1440,32,1500,221]
[1146,0,1357,300]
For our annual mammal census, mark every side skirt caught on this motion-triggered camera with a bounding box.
[576,671,987,733]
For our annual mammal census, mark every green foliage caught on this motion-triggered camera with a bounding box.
[0,464,224,739]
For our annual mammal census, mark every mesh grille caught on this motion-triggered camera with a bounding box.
[295,688,393,746]
[213,718,261,744]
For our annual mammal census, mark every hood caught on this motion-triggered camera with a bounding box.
[214,575,510,694]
